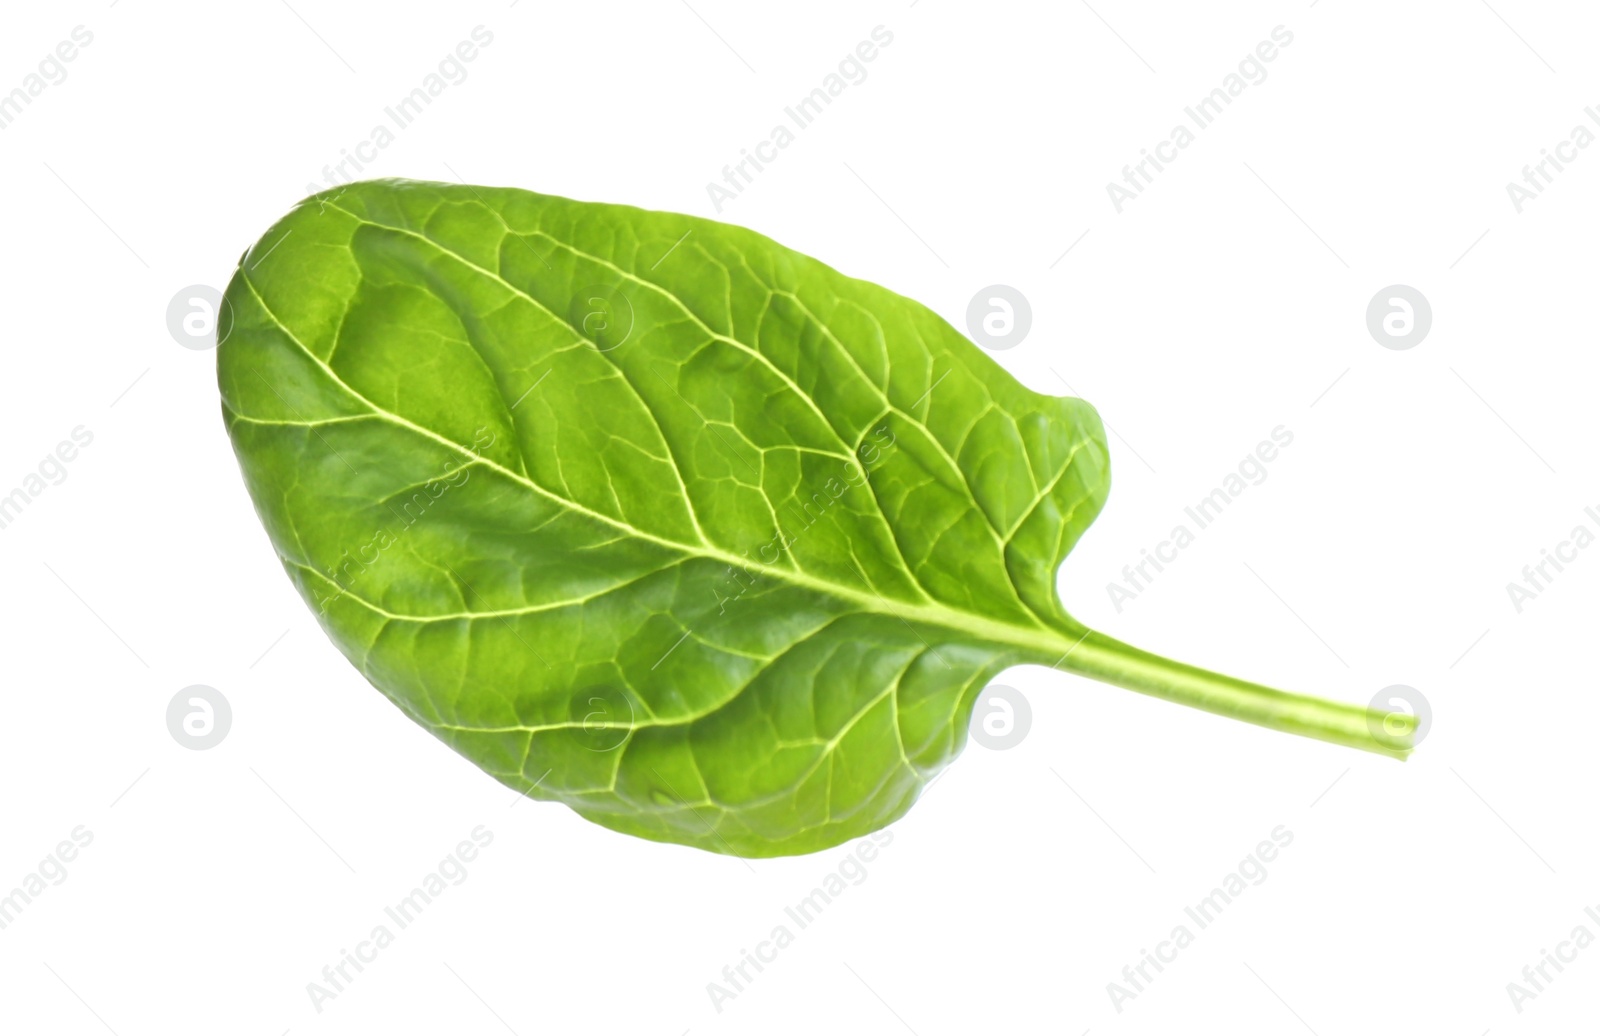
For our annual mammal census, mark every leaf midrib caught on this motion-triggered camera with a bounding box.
[235,264,1076,664]
[324,197,1060,626]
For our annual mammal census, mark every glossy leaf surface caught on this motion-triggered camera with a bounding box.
[219,179,1409,857]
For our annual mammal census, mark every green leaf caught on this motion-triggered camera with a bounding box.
[218,179,1413,858]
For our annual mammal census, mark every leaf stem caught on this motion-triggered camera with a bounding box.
[1053,629,1415,760]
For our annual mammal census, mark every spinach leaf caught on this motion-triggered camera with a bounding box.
[218,179,1413,857]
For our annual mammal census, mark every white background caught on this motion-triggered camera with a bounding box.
[1,1,1595,1033]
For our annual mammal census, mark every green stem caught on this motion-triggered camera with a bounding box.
[1054,629,1415,760]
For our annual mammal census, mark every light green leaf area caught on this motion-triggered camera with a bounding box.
[219,179,1410,858]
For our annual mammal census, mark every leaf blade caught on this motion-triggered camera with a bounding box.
[221,178,1404,859]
